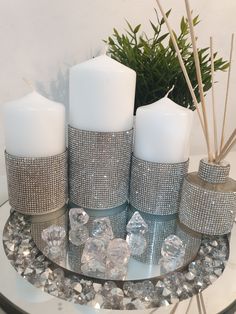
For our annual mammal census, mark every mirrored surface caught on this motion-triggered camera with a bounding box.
[30,206,201,281]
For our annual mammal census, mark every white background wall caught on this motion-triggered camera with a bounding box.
[0,0,236,176]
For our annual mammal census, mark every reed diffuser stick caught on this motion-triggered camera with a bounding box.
[218,137,236,162]
[210,37,218,159]
[155,0,207,142]
[216,128,236,162]
[220,33,234,151]
[185,0,212,161]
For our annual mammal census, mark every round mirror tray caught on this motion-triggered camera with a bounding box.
[2,204,229,311]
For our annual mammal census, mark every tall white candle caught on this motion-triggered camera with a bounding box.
[69,55,136,132]
[4,91,66,157]
[134,97,193,163]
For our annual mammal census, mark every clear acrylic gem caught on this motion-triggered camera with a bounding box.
[126,233,147,256]
[107,239,130,265]
[81,237,107,264]
[41,225,66,248]
[159,255,185,274]
[69,225,89,246]
[91,217,113,240]
[126,211,148,235]
[81,258,106,278]
[161,235,185,258]
[69,208,89,229]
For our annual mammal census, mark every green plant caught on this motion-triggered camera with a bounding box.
[105,10,229,114]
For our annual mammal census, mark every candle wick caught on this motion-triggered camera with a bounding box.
[22,78,35,91]
[164,85,175,98]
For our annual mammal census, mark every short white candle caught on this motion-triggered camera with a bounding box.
[4,91,66,157]
[69,55,136,132]
[134,97,193,163]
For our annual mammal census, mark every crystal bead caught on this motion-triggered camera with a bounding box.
[126,233,147,256]
[91,217,113,240]
[69,208,89,229]
[126,211,148,235]
[161,235,185,258]
[106,239,130,265]
[81,237,107,264]
[69,225,89,246]
[41,225,66,248]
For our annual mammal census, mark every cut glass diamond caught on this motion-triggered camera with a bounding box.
[69,208,89,229]
[126,211,148,235]
[41,225,66,248]
[126,233,147,256]
[91,217,114,240]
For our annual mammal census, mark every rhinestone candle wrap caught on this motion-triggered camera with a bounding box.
[68,126,133,209]
[5,150,68,215]
[129,156,189,215]
[179,158,236,235]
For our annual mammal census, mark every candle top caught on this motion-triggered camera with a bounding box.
[4,91,65,112]
[71,54,136,75]
[137,97,191,115]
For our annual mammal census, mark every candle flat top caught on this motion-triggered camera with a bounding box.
[71,55,136,75]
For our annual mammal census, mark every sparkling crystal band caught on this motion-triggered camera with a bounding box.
[128,207,201,265]
[129,156,189,215]
[179,174,236,235]
[198,158,230,183]
[68,126,133,210]
[5,150,68,215]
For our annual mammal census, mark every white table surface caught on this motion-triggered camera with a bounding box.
[1,152,236,314]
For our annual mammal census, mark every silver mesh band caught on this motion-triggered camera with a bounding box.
[129,156,189,215]
[68,126,133,209]
[198,158,230,183]
[5,151,68,215]
[179,175,236,235]
[128,207,201,265]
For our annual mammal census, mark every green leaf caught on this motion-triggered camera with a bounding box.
[134,24,141,34]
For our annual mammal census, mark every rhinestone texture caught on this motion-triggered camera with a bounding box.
[179,172,236,235]
[5,150,68,215]
[68,126,133,209]
[130,156,189,214]
[3,211,228,310]
[198,158,230,183]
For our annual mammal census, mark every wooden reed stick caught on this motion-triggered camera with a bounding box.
[217,137,236,162]
[220,33,234,151]
[155,0,206,142]
[184,0,213,161]
[210,37,218,159]
[216,128,236,162]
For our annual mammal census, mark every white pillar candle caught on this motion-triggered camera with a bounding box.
[69,55,136,132]
[134,97,193,163]
[4,91,66,157]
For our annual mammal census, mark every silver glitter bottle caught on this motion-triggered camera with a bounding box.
[179,158,236,235]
